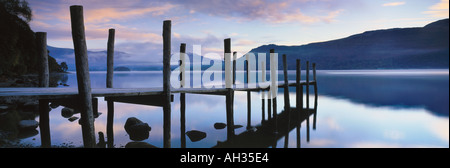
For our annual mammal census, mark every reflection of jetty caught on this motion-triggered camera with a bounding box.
[0,5,318,148]
[213,108,316,148]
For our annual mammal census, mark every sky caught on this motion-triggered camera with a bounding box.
[28,0,449,64]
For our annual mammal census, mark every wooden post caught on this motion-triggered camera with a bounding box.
[246,60,251,129]
[261,61,266,123]
[295,59,303,148]
[106,29,115,148]
[39,99,50,147]
[306,61,310,142]
[282,54,290,115]
[233,51,237,85]
[106,29,115,88]
[296,60,301,110]
[270,49,278,134]
[163,20,172,148]
[268,89,271,120]
[180,43,186,148]
[70,5,96,148]
[36,32,49,88]
[36,32,50,147]
[225,39,232,89]
[224,38,235,139]
[313,63,318,130]
[296,59,302,148]
[282,54,290,148]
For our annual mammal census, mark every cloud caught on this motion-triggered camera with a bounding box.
[429,0,450,10]
[167,0,344,24]
[424,0,449,18]
[82,5,176,24]
[235,39,256,46]
[382,2,406,7]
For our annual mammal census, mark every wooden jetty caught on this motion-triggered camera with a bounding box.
[0,5,318,148]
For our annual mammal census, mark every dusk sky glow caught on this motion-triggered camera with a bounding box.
[28,0,449,63]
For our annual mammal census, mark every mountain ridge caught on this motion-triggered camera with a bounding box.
[245,18,449,70]
[48,18,449,71]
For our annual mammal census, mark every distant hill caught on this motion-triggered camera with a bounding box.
[245,18,449,70]
[114,66,131,71]
[47,46,133,71]
[47,46,220,71]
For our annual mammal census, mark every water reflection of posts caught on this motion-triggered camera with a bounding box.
[106,28,115,148]
[282,54,290,148]
[313,63,318,130]
[305,61,310,142]
[246,56,251,129]
[180,43,187,148]
[261,61,266,123]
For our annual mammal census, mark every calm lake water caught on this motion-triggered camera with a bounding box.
[17,69,450,148]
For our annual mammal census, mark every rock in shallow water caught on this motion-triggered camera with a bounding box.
[186,130,207,142]
[214,122,227,129]
[18,120,39,130]
[124,117,152,141]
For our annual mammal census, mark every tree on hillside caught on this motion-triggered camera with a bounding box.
[1,0,63,76]
[60,62,68,72]
[0,0,32,22]
[0,0,36,76]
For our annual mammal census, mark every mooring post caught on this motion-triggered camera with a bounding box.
[180,43,186,148]
[268,89,271,120]
[36,32,49,87]
[70,5,96,148]
[261,61,266,123]
[246,58,251,129]
[306,61,310,142]
[233,51,237,85]
[224,38,235,139]
[296,59,302,110]
[36,32,51,148]
[282,54,290,148]
[162,20,172,148]
[296,59,302,148]
[270,49,278,134]
[313,63,318,130]
[106,29,115,88]
[106,28,115,148]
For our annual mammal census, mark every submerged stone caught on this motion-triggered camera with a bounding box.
[124,117,152,141]
[186,130,207,142]
[18,120,39,130]
[214,122,227,129]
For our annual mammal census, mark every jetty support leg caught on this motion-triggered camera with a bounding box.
[162,20,172,148]
[70,5,96,148]
[106,28,115,148]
